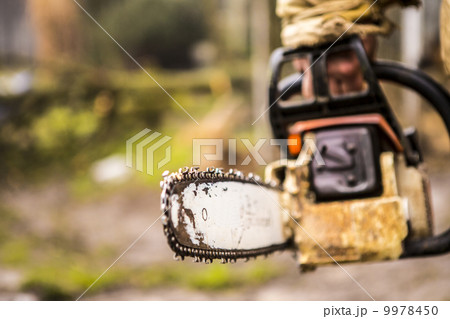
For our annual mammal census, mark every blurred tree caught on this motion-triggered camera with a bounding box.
[97,0,209,68]
[25,0,212,69]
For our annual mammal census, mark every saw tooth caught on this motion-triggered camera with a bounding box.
[220,258,227,264]
[190,167,199,173]
[162,170,170,177]
[173,253,180,261]
[161,215,168,226]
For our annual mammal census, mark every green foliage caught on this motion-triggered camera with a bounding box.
[0,240,31,266]
[32,106,99,150]
[0,65,170,184]
[92,0,209,68]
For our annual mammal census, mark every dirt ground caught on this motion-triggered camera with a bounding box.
[1,168,449,301]
[82,172,450,301]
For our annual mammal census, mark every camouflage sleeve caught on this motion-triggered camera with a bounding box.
[276,0,421,48]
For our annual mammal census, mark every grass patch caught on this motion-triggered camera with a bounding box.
[21,263,128,301]
[20,260,283,300]
[187,264,236,290]
[132,261,283,291]
[0,239,31,266]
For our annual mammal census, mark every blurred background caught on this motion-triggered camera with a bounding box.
[0,0,448,301]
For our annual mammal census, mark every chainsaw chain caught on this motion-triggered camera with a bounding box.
[160,166,290,264]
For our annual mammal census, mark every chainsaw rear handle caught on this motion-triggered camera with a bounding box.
[373,61,450,135]
[268,36,450,258]
[373,61,450,258]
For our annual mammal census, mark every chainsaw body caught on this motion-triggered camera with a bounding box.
[161,36,450,267]
[266,35,449,268]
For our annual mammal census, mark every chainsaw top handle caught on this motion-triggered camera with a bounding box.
[268,35,450,258]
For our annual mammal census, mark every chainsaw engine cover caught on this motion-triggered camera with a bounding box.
[310,126,382,201]
[290,152,409,266]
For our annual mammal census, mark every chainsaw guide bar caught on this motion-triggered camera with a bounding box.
[160,167,291,264]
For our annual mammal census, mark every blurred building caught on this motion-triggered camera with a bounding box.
[0,0,35,64]
[1,0,84,66]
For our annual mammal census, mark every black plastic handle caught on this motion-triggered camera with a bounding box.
[373,61,450,258]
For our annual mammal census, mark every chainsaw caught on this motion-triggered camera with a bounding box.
[160,36,450,270]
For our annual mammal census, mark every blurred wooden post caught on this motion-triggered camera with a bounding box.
[224,0,248,56]
[27,0,81,62]
[250,0,270,139]
[401,5,423,126]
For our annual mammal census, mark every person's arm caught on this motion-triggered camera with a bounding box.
[277,0,421,48]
